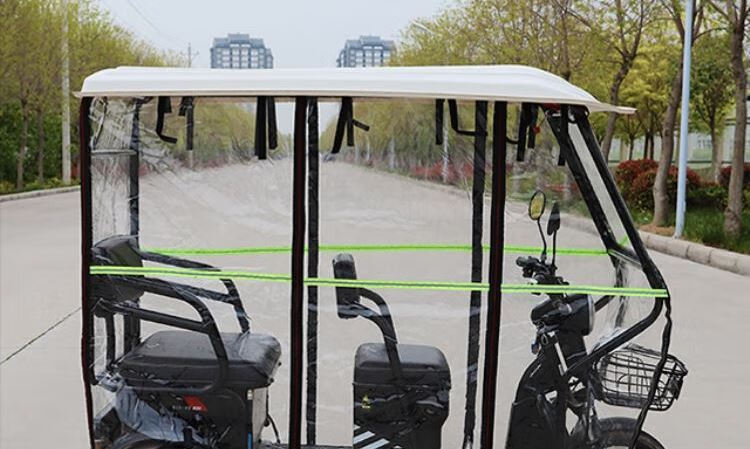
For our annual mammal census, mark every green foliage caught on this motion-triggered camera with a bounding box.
[689,32,733,134]
[687,183,728,208]
[0,0,177,193]
[682,208,750,254]
[618,30,679,144]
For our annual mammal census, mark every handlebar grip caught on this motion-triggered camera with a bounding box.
[516,256,535,267]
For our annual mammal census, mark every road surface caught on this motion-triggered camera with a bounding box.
[1,162,749,448]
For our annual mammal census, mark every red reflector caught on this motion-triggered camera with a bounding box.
[183,396,207,412]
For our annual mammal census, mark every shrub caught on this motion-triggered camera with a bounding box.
[0,180,14,194]
[629,165,701,210]
[719,163,750,189]
[614,159,659,199]
[687,182,727,208]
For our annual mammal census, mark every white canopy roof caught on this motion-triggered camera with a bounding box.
[79,65,633,114]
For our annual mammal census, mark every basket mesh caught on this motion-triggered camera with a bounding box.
[597,344,687,411]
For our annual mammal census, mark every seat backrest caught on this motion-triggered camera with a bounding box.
[332,253,360,319]
[91,234,144,302]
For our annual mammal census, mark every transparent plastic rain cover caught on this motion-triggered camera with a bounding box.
[83,96,675,449]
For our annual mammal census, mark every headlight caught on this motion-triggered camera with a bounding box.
[560,294,595,336]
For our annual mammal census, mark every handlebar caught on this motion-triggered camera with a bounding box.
[515,255,560,286]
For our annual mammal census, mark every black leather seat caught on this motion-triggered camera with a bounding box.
[354,342,451,387]
[118,330,281,389]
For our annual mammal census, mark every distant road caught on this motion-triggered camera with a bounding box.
[1,170,749,447]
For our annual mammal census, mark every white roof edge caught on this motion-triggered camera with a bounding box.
[77,65,634,114]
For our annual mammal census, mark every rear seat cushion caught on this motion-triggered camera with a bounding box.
[118,330,281,389]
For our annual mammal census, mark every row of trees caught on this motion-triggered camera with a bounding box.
[394,0,748,237]
[0,0,178,191]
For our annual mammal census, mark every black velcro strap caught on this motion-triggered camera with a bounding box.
[156,97,177,144]
[527,105,538,150]
[352,119,369,132]
[331,97,370,154]
[331,97,351,154]
[346,99,354,147]
[448,99,483,136]
[516,103,530,162]
[255,97,268,159]
[267,97,278,150]
[178,97,194,151]
[558,105,568,166]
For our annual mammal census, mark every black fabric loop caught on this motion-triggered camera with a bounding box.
[155,97,177,144]
[255,97,268,160]
[267,97,278,150]
[331,97,369,154]
[435,99,445,145]
[448,99,486,137]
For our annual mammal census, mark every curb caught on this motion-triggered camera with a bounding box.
[0,185,80,203]
[640,231,750,277]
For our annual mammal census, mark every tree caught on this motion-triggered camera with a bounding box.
[6,0,48,189]
[689,31,734,182]
[573,0,659,161]
[652,0,705,227]
[620,32,677,159]
[706,0,749,237]
[0,0,179,190]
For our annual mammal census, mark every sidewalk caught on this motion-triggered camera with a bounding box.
[640,231,750,276]
[0,185,80,203]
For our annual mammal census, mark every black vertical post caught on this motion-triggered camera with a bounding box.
[463,100,487,447]
[480,101,507,449]
[126,100,142,350]
[186,99,194,152]
[128,100,141,237]
[79,96,95,449]
[290,96,308,449]
[306,98,320,445]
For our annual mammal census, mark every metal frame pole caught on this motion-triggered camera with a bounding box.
[674,0,695,238]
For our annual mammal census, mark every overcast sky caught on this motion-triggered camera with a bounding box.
[98,0,451,68]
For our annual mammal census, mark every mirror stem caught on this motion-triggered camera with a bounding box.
[537,220,547,261]
[551,231,557,270]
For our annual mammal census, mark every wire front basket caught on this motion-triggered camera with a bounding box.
[596,344,687,412]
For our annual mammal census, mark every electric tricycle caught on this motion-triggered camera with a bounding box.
[78,65,686,449]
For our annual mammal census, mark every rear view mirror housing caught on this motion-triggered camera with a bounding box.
[547,202,561,236]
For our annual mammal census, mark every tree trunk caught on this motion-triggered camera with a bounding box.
[653,67,683,226]
[37,107,45,184]
[724,25,747,238]
[649,133,656,159]
[710,125,722,183]
[628,135,635,160]
[601,112,618,162]
[16,102,29,190]
[600,67,629,161]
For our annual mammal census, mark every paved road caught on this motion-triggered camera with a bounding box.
[1,164,749,448]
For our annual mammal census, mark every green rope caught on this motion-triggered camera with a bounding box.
[144,243,608,257]
[90,265,668,298]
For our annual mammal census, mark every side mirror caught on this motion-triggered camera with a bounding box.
[547,202,561,236]
[528,190,547,222]
[332,253,360,319]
